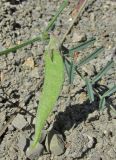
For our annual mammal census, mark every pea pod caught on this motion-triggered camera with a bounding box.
[31,35,64,149]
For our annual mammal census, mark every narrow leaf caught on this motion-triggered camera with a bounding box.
[85,78,94,102]
[92,60,114,84]
[110,105,116,115]
[64,58,71,77]
[75,69,86,81]
[99,97,106,110]
[69,37,96,55]
[0,0,68,56]
[102,85,116,98]
[45,0,68,32]
[76,47,104,69]
[64,58,75,84]
[0,36,45,56]
[69,60,75,84]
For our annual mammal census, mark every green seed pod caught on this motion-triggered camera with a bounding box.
[31,35,64,149]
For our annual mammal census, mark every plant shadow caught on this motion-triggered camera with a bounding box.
[48,85,115,158]
[7,0,27,5]
[52,83,115,134]
[53,99,98,135]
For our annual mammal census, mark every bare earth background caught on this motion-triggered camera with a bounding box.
[0,0,116,160]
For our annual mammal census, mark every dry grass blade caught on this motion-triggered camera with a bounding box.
[61,0,90,45]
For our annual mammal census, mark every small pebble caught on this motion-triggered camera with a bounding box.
[26,143,44,159]
[72,32,87,42]
[107,148,116,159]
[87,111,99,122]
[29,67,40,78]
[12,114,27,130]
[17,134,27,151]
[45,129,65,156]
[23,57,35,69]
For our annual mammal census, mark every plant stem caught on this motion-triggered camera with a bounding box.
[45,0,68,32]
[0,36,44,56]
[0,0,68,56]
[60,0,89,45]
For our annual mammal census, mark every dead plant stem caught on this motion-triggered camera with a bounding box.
[60,0,90,45]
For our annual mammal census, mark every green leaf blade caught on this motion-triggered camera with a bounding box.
[64,58,75,84]
[92,60,114,84]
[85,78,94,102]
[0,0,68,56]
[99,97,106,111]
[64,58,71,78]
[69,37,96,55]
[69,60,75,84]
[76,47,104,69]
[45,0,68,32]
[102,85,116,98]
[0,36,44,56]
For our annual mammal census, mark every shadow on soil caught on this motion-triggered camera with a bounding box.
[53,99,98,134]
[7,0,27,5]
[50,89,115,158]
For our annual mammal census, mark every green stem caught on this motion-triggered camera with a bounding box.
[0,0,68,56]
[44,0,68,32]
[0,36,44,56]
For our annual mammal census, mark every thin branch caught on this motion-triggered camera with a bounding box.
[60,0,89,45]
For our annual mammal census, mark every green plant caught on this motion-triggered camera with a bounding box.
[31,35,64,149]
[65,43,115,109]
